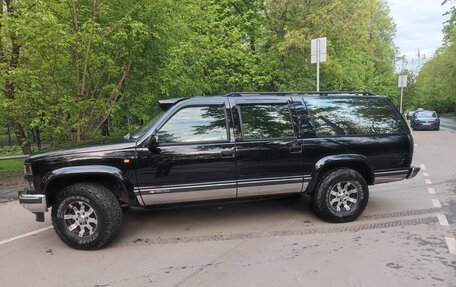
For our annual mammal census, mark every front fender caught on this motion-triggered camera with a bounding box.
[306,154,374,192]
[39,165,137,205]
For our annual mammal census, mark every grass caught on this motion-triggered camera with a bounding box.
[0,157,25,186]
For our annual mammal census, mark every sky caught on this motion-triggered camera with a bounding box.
[387,0,450,58]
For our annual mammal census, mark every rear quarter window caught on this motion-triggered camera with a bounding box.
[304,97,405,136]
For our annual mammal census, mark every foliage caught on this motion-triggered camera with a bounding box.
[0,145,24,156]
[0,0,399,153]
[412,1,456,112]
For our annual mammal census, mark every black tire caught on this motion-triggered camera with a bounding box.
[51,183,122,250]
[312,168,368,223]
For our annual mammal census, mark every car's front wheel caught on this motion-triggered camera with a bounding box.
[312,168,369,223]
[51,183,122,250]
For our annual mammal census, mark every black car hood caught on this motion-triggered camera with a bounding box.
[27,139,136,162]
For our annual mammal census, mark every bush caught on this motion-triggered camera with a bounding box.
[0,146,24,156]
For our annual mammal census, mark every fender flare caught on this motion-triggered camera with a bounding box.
[306,154,374,192]
[39,165,138,206]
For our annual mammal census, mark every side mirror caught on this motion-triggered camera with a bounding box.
[146,134,159,152]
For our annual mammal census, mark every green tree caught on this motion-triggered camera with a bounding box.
[0,0,401,154]
[413,0,456,112]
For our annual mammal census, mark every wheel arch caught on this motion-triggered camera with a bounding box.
[40,165,139,207]
[305,154,374,193]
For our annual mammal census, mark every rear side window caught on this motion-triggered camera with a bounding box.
[240,104,295,139]
[304,97,405,136]
[157,106,228,144]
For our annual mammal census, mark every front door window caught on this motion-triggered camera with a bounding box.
[157,106,228,144]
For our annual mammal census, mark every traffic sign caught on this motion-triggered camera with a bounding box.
[311,37,327,92]
[398,75,407,88]
[311,37,327,63]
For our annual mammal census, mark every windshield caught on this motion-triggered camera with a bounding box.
[129,112,164,140]
[416,111,437,118]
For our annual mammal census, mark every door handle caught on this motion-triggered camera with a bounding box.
[289,144,303,154]
[221,150,235,158]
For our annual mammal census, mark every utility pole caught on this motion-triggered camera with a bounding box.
[311,37,327,92]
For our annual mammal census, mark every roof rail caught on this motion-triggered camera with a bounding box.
[224,91,375,97]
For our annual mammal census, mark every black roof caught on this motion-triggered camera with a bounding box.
[158,91,377,110]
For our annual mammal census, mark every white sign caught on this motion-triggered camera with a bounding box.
[398,75,407,88]
[311,37,327,63]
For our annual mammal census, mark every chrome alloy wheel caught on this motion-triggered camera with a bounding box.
[64,201,98,238]
[328,181,359,212]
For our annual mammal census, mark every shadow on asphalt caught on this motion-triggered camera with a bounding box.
[117,195,319,240]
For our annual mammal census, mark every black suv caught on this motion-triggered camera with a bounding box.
[19,92,420,249]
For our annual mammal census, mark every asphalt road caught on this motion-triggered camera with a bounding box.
[441,117,456,130]
[0,120,455,287]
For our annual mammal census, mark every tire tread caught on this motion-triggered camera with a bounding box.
[312,168,369,223]
[51,183,122,250]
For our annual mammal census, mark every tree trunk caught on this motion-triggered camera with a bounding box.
[2,0,32,155]
[9,119,32,154]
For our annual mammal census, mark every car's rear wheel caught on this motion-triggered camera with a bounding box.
[51,183,122,250]
[312,168,368,223]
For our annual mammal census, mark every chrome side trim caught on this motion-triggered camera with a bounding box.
[237,176,304,197]
[136,181,237,195]
[374,169,410,184]
[136,176,312,205]
[135,195,145,205]
[140,187,236,205]
[134,180,236,192]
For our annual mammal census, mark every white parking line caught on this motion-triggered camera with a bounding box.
[420,164,426,171]
[446,237,456,255]
[0,226,53,246]
[423,172,429,177]
[428,187,436,194]
[437,214,450,227]
[432,199,442,208]
[425,179,432,185]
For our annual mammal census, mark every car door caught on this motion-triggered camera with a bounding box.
[134,98,237,205]
[228,96,304,198]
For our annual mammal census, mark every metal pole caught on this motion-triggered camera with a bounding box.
[317,39,320,92]
[400,86,403,114]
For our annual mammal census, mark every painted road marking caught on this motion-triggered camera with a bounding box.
[445,237,456,255]
[428,187,436,194]
[420,164,426,171]
[432,199,442,208]
[425,179,432,185]
[437,214,450,227]
[0,226,53,246]
[423,172,429,177]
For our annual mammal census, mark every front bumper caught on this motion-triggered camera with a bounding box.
[18,188,48,214]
